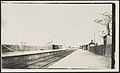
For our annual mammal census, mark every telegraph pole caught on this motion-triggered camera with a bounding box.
[94,33,95,42]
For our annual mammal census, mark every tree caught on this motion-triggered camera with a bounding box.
[94,12,112,35]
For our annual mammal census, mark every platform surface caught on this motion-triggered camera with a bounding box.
[2,48,70,57]
[49,49,111,69]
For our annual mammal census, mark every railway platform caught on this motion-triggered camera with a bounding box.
[2,48,69,57]
[49,49,111,69]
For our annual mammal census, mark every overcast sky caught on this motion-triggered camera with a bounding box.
[1,2,112,47]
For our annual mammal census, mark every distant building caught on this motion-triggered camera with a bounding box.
[87,39,96,50]
[89,40,96,46]
[44,41,63,50]
[82,45,88,50]
[52,44,62,49]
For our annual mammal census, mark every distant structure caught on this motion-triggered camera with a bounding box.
[87,39,96,50]
[52,44,62,49]
[81,39,96,50]
[89,40,96,46]
[45,41,62,50]
[82,45,88,50]
[2,44,44,52]
[2,41,63,52]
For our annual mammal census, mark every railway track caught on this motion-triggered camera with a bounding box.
[21,49,75,69]
[2,49,76,69]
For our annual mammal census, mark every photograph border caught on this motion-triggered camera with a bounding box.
[1,0,119,72]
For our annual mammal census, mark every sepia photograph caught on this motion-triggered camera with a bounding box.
[1,1,119,72]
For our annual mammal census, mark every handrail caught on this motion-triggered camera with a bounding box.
[2,45,14,52]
